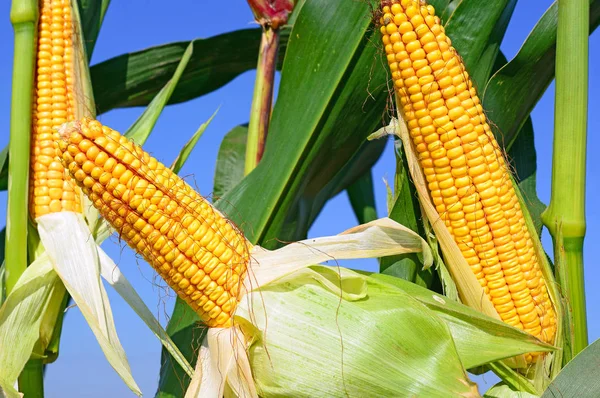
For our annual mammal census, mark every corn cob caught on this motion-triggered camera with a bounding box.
[379,0,556,349]
[54,118,251,327]
[30,0,81,218]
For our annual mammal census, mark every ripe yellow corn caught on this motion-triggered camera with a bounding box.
[379,0,556,349]
[30,0,81,218]
[55,118,251,328]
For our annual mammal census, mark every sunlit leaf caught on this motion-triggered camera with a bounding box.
[445,0,516,88]
[219,0,388,245]
[542,339,600,397]
[484,383,538,398]
[212,125,248,200]
[77,0,111,58]
[91,30,289,114]
[237,266,479,397]
[125,41,195,146]
[346,171,378,224]
[483,0,600,148]
[170,109,217,173]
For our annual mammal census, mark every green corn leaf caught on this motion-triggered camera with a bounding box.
[212,125,248,200]
[381,141,433,286]
[483,0,600,149]
[91,29,289,114]
[217,0,388,246]
[346,171,378,225]
[445,0,517,88]
[77,0,111,58]
[484,383,538,398]
[508,118,546,234]
[306,139,387,232]
[125,41,194,146]
[428,0,452,22]
[542,339,600,397]
[0,146,7,191]
[170,109,217,174]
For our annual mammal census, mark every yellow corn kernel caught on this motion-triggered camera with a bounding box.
[30,0,81,219]
[55,118,251,328]
[379,0,556,353]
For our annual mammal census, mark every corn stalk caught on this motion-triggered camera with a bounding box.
[8,0,40,395]
[541,0,589,361]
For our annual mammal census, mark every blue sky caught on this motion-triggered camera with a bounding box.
[1,0,598,396]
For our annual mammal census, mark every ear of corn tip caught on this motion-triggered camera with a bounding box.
[379,0,556,359]
[30,0,82,219]
[54,118,251,328]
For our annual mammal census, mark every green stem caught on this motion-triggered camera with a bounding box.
[8,1,44,396]
[43,292,70,364]
[244,27,280,175]
[18,357,44,398]
[6,0,36,294]
[541,0,589,360]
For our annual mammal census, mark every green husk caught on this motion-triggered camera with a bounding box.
[237,266,480,397]
[234,264,551,397]
[484,383,538,398]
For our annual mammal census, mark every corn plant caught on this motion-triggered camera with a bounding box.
[1,0,598,397]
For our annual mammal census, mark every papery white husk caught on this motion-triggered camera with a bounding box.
[37,213,140,395]
[0,212,193,395]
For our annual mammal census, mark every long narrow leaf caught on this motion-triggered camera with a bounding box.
[170,109,217,173]
[380,136,433,286]
[346,171,378,225]
[218,0,387,245]
[96,249,193,378]
[125,41,195,145]
[0,146,7,191]
[445,0,516,87]
[483,0,600,148]
[542,339,600,397]
[77,0,110,58]
[310,140,386,227]
[508,118,546,233]
[213,125,248,199]
[91,30,289,114]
